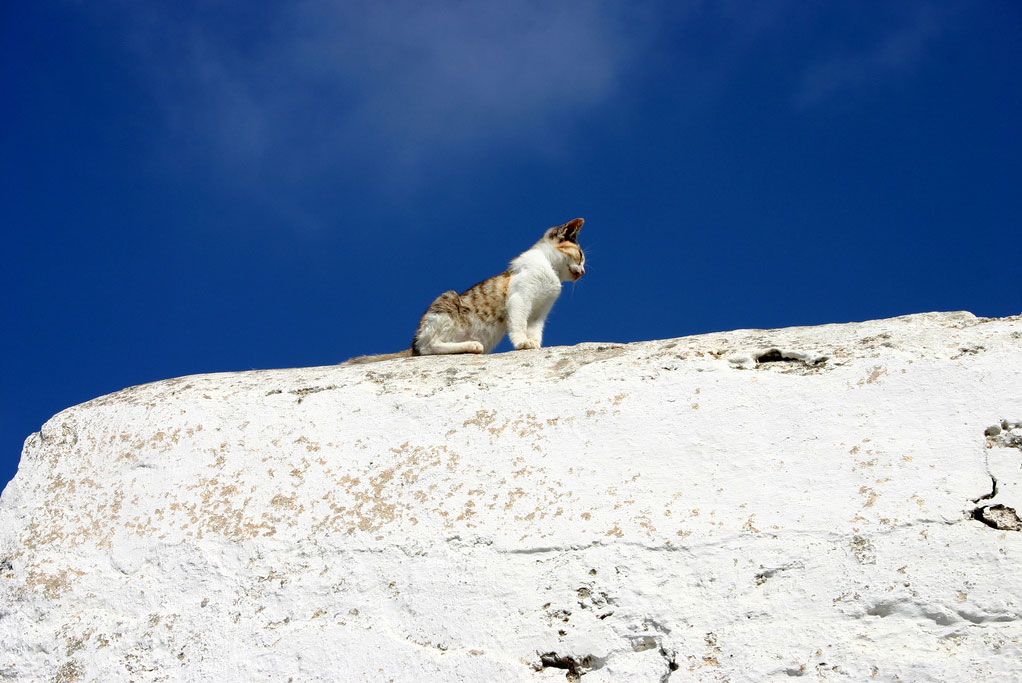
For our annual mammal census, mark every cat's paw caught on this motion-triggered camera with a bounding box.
[466,341,485,354]
[515,339,540,350]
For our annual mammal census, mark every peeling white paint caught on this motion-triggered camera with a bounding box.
[1,311,1021,681]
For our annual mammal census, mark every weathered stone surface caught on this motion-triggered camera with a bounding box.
[1,311,1020,681]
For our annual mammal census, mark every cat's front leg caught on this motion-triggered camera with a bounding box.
[509,325,539,350]
[506,295,539,350]
[525,300,555,349]
[526,320,544,348]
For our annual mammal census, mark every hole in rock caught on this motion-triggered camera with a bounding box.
[537,653,603,680]
[972,504,1022,531]
[754,349,825,365]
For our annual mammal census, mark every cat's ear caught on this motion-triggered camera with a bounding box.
[555,218,584,242]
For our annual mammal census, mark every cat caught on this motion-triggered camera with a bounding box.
[346,218,585,364]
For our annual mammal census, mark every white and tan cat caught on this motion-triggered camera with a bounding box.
[347,218,585,363]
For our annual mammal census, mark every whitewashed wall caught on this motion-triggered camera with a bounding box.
[1,311,1020,681]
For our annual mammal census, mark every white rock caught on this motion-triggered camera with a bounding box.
[1,311,1021,681]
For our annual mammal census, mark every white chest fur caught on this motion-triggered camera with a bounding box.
[509,254,562,317]
[504,250,564,349]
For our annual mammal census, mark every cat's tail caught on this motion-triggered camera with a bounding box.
[343,349,414,365]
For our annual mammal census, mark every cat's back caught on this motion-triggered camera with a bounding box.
[416,269,511,332]
[423,289,469,324]
[460,271,512,323]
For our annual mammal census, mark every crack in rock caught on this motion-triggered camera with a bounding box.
[754,560,805,585]
[971,476,998,504]
[972,421,1021,531]
[289,385,338,404]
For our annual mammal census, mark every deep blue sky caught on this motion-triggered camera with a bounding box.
[2,1,1020,488]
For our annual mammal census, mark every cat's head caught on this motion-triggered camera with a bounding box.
[544,218,586,281]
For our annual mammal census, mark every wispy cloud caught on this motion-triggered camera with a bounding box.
[112,1,659,183]
[794,5,947,107]
[93,1,960,222]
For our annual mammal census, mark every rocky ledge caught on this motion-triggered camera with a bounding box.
[1,311,1020,681]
